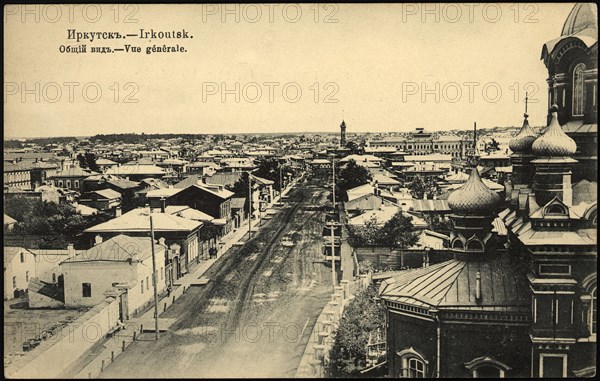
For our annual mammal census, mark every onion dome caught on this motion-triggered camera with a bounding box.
[561,3,597,37]
[447,167,500,215]
[509,113,537,153]
[532,105,577,157]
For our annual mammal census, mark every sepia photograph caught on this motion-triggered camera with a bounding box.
[3,2,597,378]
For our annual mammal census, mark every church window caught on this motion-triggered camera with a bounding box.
[466,240,483,251]
[573,63,586,116]
[397,348,428,378]
[465,356,511,378]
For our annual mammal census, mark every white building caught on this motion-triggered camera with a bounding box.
[60,235,167,318]
[4,247,36,299]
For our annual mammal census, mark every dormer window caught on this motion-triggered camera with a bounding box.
[397,347,429,378]
[466,239,483,251]
[572,63,586,117]
[546,204,566,215]
[452,239,464,249]
[465,356,511,378]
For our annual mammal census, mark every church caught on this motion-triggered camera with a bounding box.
[378,3,597,378]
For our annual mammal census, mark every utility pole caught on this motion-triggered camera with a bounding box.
[248,172,252,238]
[331,156,337,288]
[279,165,283,195]
[149,210,159,340]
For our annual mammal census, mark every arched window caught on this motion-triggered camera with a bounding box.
[466,240,483,251]
[408,358,425,378]
[465,356,511,378]
[397,347,428,378]
[453,239,464,249]
[573,63,586,116]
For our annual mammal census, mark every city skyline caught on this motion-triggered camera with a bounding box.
[4,3,574,138]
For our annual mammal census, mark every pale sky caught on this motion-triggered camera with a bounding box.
[4,3,576,138]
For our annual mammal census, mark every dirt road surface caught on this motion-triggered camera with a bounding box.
[101,178,333,378]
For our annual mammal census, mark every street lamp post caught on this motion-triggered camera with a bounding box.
[149,210,160,340]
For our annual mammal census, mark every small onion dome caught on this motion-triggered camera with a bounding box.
[509,113,537,153]
[532,105,577,157]
[448,167,500,215]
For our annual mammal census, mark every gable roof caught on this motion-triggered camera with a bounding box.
[62,234,159,263]
[84,208,202,233]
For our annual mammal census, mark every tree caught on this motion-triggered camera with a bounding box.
[77,152,99,172]
[378,211,419,248]
[347,210,419,249]
[408,175,439,199]
[337,160,372,200]
[347,216,381,247]
[5,197,112,248]
[345,141,359,155]
[326,285,386,377]
[230,172,250,198]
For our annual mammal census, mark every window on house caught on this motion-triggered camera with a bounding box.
[146,276,149,290]
[13,276,17,288]
[141,280,144,294]
[572,63,586,116]
[25,271,29,282]
[398,348,428,378]
[82,283,92,297]
[161,267,164,280]
[540,354,567,378]
[66,180,71,188]
[52,273,56,283]
[465,356,511,378]
[74,180,79,188]
[406,358,425,378]
[20,253,25,262]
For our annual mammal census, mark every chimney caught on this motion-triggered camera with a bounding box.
[115,206,122,217]
[94,235,103,246]
[160,197,166,213]
[475,272,482,301]
[67,243,75,258]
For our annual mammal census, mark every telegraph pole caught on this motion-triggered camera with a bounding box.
[279,165,283,194]
[248,172,252,238]
[331,156,337,288]
[149,210,159,340]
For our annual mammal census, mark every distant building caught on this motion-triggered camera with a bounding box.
[369,128,473,158]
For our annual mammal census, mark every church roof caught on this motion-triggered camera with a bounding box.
[532,106,577,157]
[379,254,530,310]
[561,3,598,37]
[447,167,500,215]
[509,114,537,154]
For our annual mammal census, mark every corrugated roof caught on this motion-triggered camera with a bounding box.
[411,199,451,212]
[204,172,242,188]
[380,254,530,309]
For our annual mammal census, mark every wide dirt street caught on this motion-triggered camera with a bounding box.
[102,178,333,378]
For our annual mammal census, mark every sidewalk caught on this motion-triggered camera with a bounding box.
[67,177,302,378]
